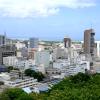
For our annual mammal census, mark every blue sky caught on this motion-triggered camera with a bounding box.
[0,0,99,41]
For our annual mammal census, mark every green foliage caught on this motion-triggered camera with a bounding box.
[16,93,33,100]
[7,66,13,72]
[0,88,24,100]
[24,69,45,82]
[30,93,47,100]
[0,81,4,85]
[70,72,91,83]
[7,66,19,73]
[46,73,100,100]
[1,73,100,100]
[24,69,33,76]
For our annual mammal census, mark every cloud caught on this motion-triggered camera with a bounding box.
[0,0,96,18]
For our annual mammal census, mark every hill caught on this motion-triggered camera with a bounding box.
[1,73,100,100]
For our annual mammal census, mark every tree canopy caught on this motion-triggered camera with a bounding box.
[24,69,45,82]
[1,73,100,100]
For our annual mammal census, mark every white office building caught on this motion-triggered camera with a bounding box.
[3,56,18,67]
[16,59,35,71]
[5,77,37,88]
[15,41,26,50]
[3,56,35,70]
[34,51,50,68]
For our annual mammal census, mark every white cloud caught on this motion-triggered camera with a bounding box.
[0,0,96,18]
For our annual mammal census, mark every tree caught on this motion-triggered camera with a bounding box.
[16,93,33,100]
[7,66,19,73]
[0,88,25,100]
[24,69,34,77]
[1,73,100,100]
[7,66,13,73]
[24,69,45,82]
[0,81,4,85]
[70,72,90,84]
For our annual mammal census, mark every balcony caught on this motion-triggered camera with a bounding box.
[91,32,95,36]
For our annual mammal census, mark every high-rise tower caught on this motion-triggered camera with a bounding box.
[84,29,95,56]
[29,38,39,48]
[84,29,95,71]
[64,37,71,48]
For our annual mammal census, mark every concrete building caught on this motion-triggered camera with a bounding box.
[95,41,100,57]
[0,45,16,65]
[53,59,70,69]
[23,40,29,48]
[46,68,61,75]
[84,29,95,56]
[16,47,28,58]
[82,41,100,58]
[94,61,100,73]
[64,37,71,48]
[22,83,49,94]
[32,83,49,93]
[16,59,35,71]
[72,41,83,52]
[5,77,37,88]
[0,72,48,94]
[3,56,35,71]
[84,29,96,71]
[0,35,6,46]
[29,38,39,48]
[0,35,15,46]
[0,73,10,82]
[20,47,28,58]
[15,41,26,50]
[15,41,28,58]
[34,51,50,68]
[32,64,46,74]
[53,48,68,61]
[9,70,20,79]
[28,48,37,59]
[3,56,18,67]
[6,38,13,45]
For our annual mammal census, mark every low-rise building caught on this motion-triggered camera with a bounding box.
[3,56,18,67]
[3,56,35,71]
[5,77,37,88]
[16,59,35,71]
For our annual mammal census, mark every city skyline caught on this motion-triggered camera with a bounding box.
[0,0,99,40]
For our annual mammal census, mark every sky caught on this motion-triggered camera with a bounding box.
[0,0,100,41]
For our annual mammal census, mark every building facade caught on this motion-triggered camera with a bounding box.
[64,37,71,48]
[34,51,50,68]
[0,35,6,46]
[29,38,39,48]
[0,45,16,65]
[5,77,37,88]
[84,29,95,56]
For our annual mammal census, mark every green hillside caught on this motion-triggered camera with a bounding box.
[1,73,100,100]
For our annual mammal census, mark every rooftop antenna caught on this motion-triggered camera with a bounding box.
[4,31,7,45]
[91,23,94,33]
[91,23,92,29]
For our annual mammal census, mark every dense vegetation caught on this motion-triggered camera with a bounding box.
[0,88,33,100]
[7,66,19,73]
[24,69,45,82]
[1,73,100,100]
[0,81,4,85]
